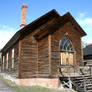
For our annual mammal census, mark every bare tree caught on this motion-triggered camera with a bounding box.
[82,41,88,48]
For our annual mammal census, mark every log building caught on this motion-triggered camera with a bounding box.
[84,44,92,65]
[1,4,86,87]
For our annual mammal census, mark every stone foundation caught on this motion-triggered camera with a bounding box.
[17,78,59,88]
[0,73,59,88]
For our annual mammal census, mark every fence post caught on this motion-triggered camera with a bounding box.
[68,67,72,89]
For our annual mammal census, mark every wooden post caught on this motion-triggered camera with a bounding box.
[3,56,5,70]
[81,40,84,65]
[89,65,92,76]
[18,40,21,77]
[68,67,72,89]
[37,42,39,77]
[5,54,7,70]
[48,35,51,76]
[1,54,3,70]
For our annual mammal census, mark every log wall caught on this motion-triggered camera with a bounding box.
[19,18,56,78]
[38,37,49,77]
[1,18,83,79]
[20,34,38,78]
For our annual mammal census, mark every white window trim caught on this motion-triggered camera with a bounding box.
[12,49,14,68]
[60,37,74,52]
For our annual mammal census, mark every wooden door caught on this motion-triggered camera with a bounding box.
[60,52,74,75]
[61,52,74,66]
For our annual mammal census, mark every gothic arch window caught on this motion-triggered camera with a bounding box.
[60,37,74,52]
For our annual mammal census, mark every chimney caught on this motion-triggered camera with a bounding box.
[20,4,28,28]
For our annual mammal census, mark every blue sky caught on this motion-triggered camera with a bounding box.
[0,0,92,48]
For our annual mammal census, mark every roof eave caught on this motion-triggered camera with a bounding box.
[67,12,87,37]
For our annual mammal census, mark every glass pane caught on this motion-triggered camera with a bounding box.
[60,37,74,52]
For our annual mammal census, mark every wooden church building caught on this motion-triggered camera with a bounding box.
[1,4,86,87]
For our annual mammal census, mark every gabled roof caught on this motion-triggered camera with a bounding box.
[1,9,86,53]
[84,44,92,56]
[34,12,86,40]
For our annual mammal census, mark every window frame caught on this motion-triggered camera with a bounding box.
[60,37,74,52]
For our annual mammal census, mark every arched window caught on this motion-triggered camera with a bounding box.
[60,37,74,52]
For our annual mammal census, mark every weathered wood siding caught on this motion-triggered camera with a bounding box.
[1,20,83,79]
[20,33,38,78]
[19,20,83,78]
[50,22,82,77]
[38,37,49,77]
[19,18,56,78]
[51,39,60,77]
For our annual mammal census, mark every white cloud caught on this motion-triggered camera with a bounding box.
[0,25,16,49]
[76,13,92,45]
[78,12,87,19]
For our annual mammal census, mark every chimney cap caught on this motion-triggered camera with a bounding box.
[21,4,28,9]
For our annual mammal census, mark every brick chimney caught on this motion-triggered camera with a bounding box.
[20,4,28,28]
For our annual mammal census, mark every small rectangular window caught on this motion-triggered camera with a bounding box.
[12,49,15,68]
[12,49,14,58]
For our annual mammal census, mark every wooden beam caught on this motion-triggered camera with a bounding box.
[81,39,84,65]
[1,54,3,70]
